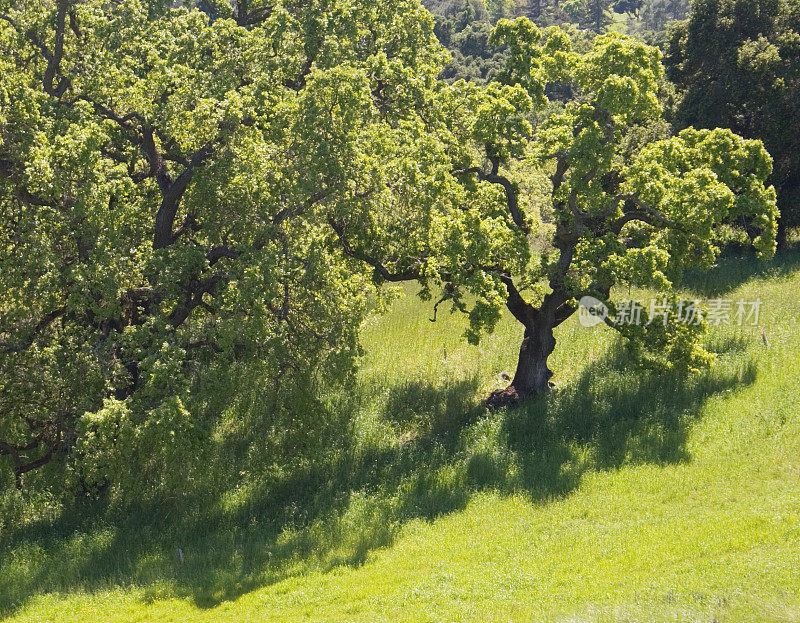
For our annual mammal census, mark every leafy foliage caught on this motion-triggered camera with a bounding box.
[348,18,777,400]
[562,0,614,32]
[424,0,511,82]
[516,0,572,24]
[613,0,644,16]
[637,0,688,32]
[0,0,447,492]
[0,0,780,492]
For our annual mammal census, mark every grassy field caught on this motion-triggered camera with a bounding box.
[2,249,800,622]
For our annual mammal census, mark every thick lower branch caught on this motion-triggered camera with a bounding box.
[1,437,55,489]
[499,274,536,326]
[169,273,226,328]
[152,142,214,250]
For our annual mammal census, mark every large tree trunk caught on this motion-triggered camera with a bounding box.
[488,317,557,409]
[512,320,557,395]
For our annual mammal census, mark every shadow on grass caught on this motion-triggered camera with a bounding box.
[501,345,757,499]
[0,342,757,614]
[681,245,800,296]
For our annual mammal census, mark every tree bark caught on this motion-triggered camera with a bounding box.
[511,319,557,396]
[488,315,558,409]
[776,217,789,251]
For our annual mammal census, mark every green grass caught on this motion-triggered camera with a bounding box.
[2,249,800,622]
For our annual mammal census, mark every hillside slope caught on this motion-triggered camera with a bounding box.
[2,251,800,623]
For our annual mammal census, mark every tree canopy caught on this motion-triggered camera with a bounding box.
[563,0,614,32]
[0,0,448,489]
[342,18,778,404]
[0,1,779,489]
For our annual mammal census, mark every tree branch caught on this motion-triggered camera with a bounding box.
[554,301,577,326]
[328,218,422,282]
[207,244,240,265]
[610,193,686,234]
[1,307,66,354]
[43,0,71,97]
[169,273,226,328]
[453,164,530,234]
[498,274,537,326]
[153,141,214,249]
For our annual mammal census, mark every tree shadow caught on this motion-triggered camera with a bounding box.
[382,378,487,441]
[500,343,757,500]
[680,245,800,296]
[0,343,757,615]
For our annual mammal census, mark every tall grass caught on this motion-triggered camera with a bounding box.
[1,248,799,622]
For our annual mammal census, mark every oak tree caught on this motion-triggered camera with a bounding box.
[0,0,447,489]
[342,20,778,405]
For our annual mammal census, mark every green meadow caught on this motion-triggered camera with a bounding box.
[2,250,800,622]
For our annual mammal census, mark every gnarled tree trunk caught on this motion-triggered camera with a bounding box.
[511,319,557,396]
[488,314,559,409]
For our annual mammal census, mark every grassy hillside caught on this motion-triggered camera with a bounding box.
[2,250,800,622]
